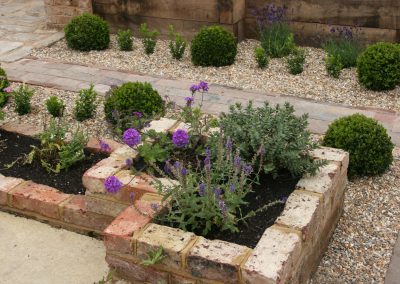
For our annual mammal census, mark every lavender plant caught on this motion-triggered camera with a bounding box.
[287,48,305,75]
[254,46,269,69]
[13,84,34,115]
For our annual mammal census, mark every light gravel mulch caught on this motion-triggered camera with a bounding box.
[31,36,400,113]
[312,153,400,283]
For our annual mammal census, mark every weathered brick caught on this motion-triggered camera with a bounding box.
[0,176,24,206]
[170,274,196,284]
[60,195,127,232]
[137,224,196,270]
[104,206,150,254]
[112,171,157,203]
[11,181,69,219]
[134,193,164,218]
[86,137,123,154]
[187,237,250,283]
[1,121,41,137]
[83,157,128,194]
[169,121,191,135]
[143,117,178,134]
[275,191,321,242]
[311,147,349,171]
[106,253,168,283]
[242,226,302,284]
[110,145,138,161]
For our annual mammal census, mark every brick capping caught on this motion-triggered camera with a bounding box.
[0,120,349,283]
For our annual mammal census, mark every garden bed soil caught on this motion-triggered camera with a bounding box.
[160,172,299,249]
[0,129,106,195]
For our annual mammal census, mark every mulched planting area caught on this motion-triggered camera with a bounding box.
[159,172,299,249]
[0,129,106,194]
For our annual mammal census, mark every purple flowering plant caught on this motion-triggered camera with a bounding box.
[153,135,282,235]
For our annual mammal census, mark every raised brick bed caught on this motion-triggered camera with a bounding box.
[0,119,348,283]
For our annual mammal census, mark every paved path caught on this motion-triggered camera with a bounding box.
[0,0,63,62]
[0,211,109,284]
[3,58,400,145]
[386,233,400,284]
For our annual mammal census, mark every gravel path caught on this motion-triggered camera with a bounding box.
[312,153,400,283]
[31,36,400,112]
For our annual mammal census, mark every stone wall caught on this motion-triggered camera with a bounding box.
[44,0,93,29]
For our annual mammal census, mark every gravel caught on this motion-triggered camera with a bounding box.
[31,36,400,112]
[312,151,400,283]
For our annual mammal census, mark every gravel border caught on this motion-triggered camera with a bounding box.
[31,36,400,113]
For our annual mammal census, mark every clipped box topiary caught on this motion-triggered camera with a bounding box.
[357,42,400,91]
[323,114,394,177]
[104,82,165,126]
[191,26,237,67]
[64,13,110,51]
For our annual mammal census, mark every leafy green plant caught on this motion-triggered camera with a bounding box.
[168,25,186,60]
[325,55,343,78]
[0,65,10,91]
[139,23,159,55]
[64,13,110,51]
[140,246,166,266]
[46,96,65,117]
[287,48,305,75]
[74,84,97,122]
[323,39,363,69]
[13,84,33,115]
[254,46,269,69]
[104,82,165,129]
[211,101,325,178]
[0,92,8,108]
[260,22,295,58]
[0,110,4,121]
[357,42,400,91]
[323,114,394,177]
[26,119,88,173]
[191,26,237,67]
[137,130,173,165]
[117,29,133,51]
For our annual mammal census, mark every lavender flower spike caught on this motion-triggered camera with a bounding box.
[99,140,111,153]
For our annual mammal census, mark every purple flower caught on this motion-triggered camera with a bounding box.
[125,158,133,167]
[164,160,171,173]
[199,81,209,92]
[190,84,200,93]
[184,96,194,106]
[104,176,123,194]
[330,27,336,33]
[226,137,233,151]
[132,111,143,118]
[3,87,12,93]
[229,184,235,193]
[234,155,241,169]
[214,188,222,198]
[150,203,159,211]
[99,140,111,153]
[218,200,227,215]
[123,128,141,147]
[174,161,180,169]
[243,164,253,176]
[204,148,211,170]
[181,167,188,176]
[198,183,206,197]
[172,129,189,148]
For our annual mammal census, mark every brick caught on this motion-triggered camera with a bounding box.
[275,191,321,242]
[11,181,69,219]
[168,121,191,135]
[0,176,24,205]
[134,193,164,218]
[311,147,349,170]
[106,253,168,283]
[82,157,128,194]
[187,237,250,283]
[170,274,196,284]
[242,226,302,284]
[110,145,138,161]
[143,117,178,134]
[86,137,123,154]
[60,195,127,232]
[111,171,157,203]
[104,206,151,254]
[1,121,41,137]
[137,224,196,270]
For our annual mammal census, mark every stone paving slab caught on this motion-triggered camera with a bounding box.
[4,58,400,145]
[385,233,400,284]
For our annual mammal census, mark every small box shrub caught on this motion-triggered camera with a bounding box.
[357,42,400,91]
[14,84,33,115]
[254,47,269,69]
[104,82,165,128]
[287,48,305,75]
[117,29,133,51]
[74,84,98,122]
[191,26,237,67]
[323,114,394,177]
[46,96,65,117]
[64,13,110,51]
[139,23,159,55]
[0,66,9,91]
[168,25,186,60]
[326,54,343,78]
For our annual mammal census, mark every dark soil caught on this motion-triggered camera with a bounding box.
[0,129,107,195]
[157,170,299,249]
